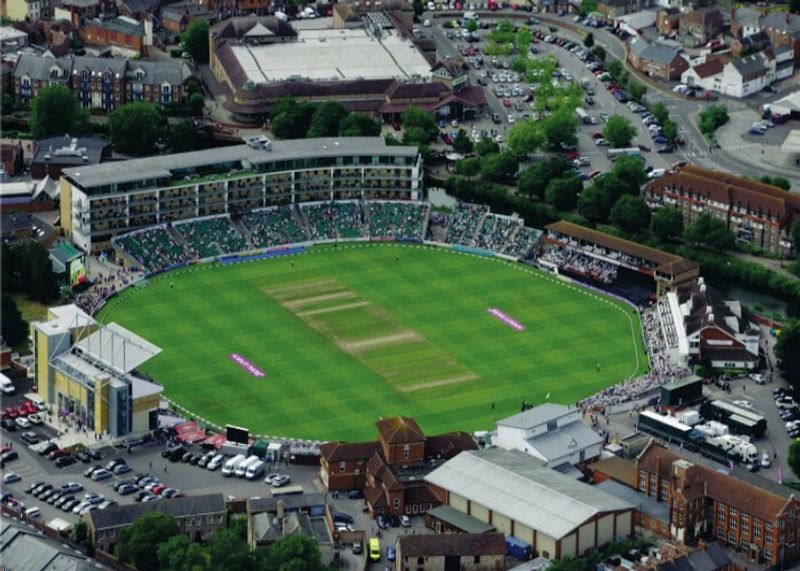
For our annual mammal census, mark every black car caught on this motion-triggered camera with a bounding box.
[25,481,46,494]
[1,419,16,431]
[55,494,75,508]
[75,451,91,463]
[134,490,150,502]
[333,512,355,524]
[657,146,674,154]
[55,455,77,468]
[84,465,103,477]
[0,450,19,466]
[85,449,102,461]
[105,458,126,471]
[39,442,58,456]
[347,489,364,500]
[181,451,194,463]
[389,515,400,527]
[189,454,202,465]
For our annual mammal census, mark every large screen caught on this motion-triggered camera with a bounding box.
[226,424,249,444]
[69,257,86,287]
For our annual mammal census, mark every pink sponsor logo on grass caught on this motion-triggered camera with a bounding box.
[229,354,265,377]
[488,307,526,331]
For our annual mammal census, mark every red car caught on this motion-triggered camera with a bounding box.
[566,151,581,160]
[3,407,19,419]
[502,98,512,108]
[0,445,11,454]
[440,132,453,145]
[591,132,604,140]
[152,484,166,495]
[638,144,651,152]
[48,449,69,460]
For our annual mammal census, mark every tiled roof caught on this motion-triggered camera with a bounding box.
[630,37,681,65]
[426,432,479,459]
[210,15,297,40]
[126,59,193,86]
[646,163,800,223]
[398,533,507,557]
[319,440,380,462]
[376,416,425,444]
[637,443,795,522]
[386,80,449,100]
[87,493,225,530]
[12,53,72,82]
[72,55,126,77]
[404,483,440,505]
[691,57,724,78]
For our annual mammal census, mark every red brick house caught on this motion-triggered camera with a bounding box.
[78,16,147,55]
[1,143,24,177]
[319,416,477,518]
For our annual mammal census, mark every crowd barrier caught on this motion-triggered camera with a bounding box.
[220,246,306,264]
[453,245,495,258]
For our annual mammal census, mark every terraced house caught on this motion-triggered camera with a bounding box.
[642,164,800,255]
[59,137,422,252]
[11,54,194,110]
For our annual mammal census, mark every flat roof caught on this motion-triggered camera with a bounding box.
[63,137,418,189]
[229,28,431,83]
[596,479,670,522]
[426,505,496,534]
[425,448,633,540]
[782,130,800,154]
[45,304,96,330]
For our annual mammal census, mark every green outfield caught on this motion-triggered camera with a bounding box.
[99,244,648,441]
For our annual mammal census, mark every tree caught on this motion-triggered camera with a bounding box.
[791,0,800,14]
[683,213,735,251]
[760,176,791,191]
[662,120,678,147]
[776,321,800,392]
[116,512,180,570]
[793,225,800,254]
[466,19,478,32]
[109,102,164,155]
[157,534,206,571]
[607,59,623,79]
[603,115,637,148]
[650,207,684,242]
[790,439,800,479]
[208,527,254,571]
[650,102,670,125]
[590,172,624,209]
[29,85,90,139]
[583,32,594,48]
[577,186,610,222]
[611,155,648,196]
[452,129,474,154]
[307,101,349,138]
[169,120,202,153]
[259,535,327,571]
[698,104,729,139]
[338,113,380,136]
[401,106,437,143]
[480,152,518,184]
[2,295,28,347]
[454,157,481,179]
[403,126,431,147]
[610,195,651,232]
[540,108,578,151]
[629,82,646,103]
[181,19,209,63]
[545,175,581,211]
[591,45,606,62]
[507,120,543,157]
[475,136,500,156]
[517,157,570,200]
[270,98,317,139]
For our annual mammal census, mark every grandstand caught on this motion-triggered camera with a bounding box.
[114,226,190,273]
[368,201,428,240]
[301,202,364,240]
[111,201,547,276]
[240,206,308,249]
[175,216,249,258]
[444,203,489,245]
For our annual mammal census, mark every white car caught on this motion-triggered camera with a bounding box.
[27,413,43,425]
[399,515,411,527]
[24,506,41,518]
[647,169,666,180]
[14,417,31,429]
[761,452,772,468]
[507,115,515,124]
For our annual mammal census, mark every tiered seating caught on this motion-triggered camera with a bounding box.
[444,203,488,245]
[115,226,189,273]
[241,207,307,248]
[368,201,426,240]
[503,227,542,260]
[541,247,618,283]
[425,211,451,242]
[302,202,363,240]
[473,215,521,252]
[176,217,247,258]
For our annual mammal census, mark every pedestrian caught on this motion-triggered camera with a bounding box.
[149,461,152,470]
[164,464,168,473]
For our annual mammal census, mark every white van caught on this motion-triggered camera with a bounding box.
[207,454,226,471]
[235,455,260,478]
[222,454,246,477]
[1,374,15,395]
[245,460,266,480]
[464,11,478,20]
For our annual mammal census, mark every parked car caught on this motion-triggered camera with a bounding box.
[400,515,411,527]
[272,475,291,487]
[14,417,31,429]
[114,464,132,475]
[347,489,364,500]
[55,455,77,468]
[3,472,21,484]
[84,465,103,477]
[2,419,17,431]
[105,458,126,471]
[20,431,39,445]
[91,469,113,481]
[61,482,83,494]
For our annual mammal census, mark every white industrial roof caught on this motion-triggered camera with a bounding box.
[497,403,571,429]
[425,448,633,540]
[772,90,800,115]
[131,376,163,399]
[782,130,800,154]
[230,28,431,84]
[76,322,161,374]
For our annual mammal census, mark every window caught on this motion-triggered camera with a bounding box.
[579,450,585,462]
[765,548,773,560]
[766,524,773,544]
[754,525,761,540]
[393,498,400,509]
[730,518,737,530]
[717,528,725,539]
[661,484,670,502]
[473,556,481,564]
[719,511,725,524]
[639,470,647,492]
[728,532,735,544]
[403,445,410,459]
[740,538,749,549]
[417,558,424,564]
[650,481,657,496]
[547,420,558,431]
[542,551,550,559]
[730,508,738,517]
[339,461,346,472]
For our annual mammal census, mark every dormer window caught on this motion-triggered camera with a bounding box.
[50,66,62,78]
[81,70,89,79]
[135,69,145,80]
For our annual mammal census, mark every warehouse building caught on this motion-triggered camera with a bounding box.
[424,448,634,560]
